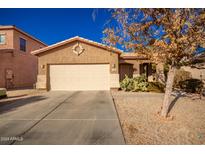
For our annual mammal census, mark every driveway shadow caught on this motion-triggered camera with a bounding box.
[0,95,47,114]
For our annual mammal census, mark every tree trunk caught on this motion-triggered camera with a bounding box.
[161,66,176,117]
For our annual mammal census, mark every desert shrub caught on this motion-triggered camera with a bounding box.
[147,82,165,93]
[174,69,192,88]
[179,79,204,93]
[120,75,167,93]
[120,74,148,92]
[120,75,133,91]
[132,78,149,92]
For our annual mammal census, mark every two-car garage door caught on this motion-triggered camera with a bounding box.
[49,64,110,91]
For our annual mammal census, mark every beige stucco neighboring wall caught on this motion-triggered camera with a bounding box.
[182,66,205,80]
[36,41,120,90]
[0,27,46,88]
[13,30,45,53]
[11,30,45,88]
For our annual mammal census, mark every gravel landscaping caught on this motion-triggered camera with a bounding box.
[112,91,205,144]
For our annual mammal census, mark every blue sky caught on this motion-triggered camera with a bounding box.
[0,8,110,45]
[1,8,204,53]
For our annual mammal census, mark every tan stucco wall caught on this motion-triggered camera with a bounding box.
[38,41,119,74]
[0,28,46,88]
[36,41,119,90]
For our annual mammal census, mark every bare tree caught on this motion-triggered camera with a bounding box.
[103,8,205,117]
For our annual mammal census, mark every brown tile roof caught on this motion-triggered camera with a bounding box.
[31,36,123,55]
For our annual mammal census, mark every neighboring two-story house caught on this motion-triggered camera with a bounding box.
[0,26,47,89]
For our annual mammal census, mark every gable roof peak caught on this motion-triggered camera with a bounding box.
[31,36,123,55]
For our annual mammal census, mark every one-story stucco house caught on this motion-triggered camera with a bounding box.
[31,36,205,91]
[31,36,153,91]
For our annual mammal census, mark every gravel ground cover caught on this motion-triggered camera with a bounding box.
[112,91,205,144]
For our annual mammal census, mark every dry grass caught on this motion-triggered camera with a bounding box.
[112,91,205,144]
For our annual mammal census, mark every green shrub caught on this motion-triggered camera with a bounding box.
[120,74,148,92]
[179,79,204,93]
[147,82,165,93]
[120,75,133,91]
[132,78,149,92]
[174,69,192,88]
[120,75,167,93]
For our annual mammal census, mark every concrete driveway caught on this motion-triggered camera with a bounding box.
[0,91,125,145]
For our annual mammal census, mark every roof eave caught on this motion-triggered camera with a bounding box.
[120,57,149,60]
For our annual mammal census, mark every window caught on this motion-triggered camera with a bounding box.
[0,34,6,44]
[20,38,26,52]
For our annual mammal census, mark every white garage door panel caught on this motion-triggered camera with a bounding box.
[50,64,110,90]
